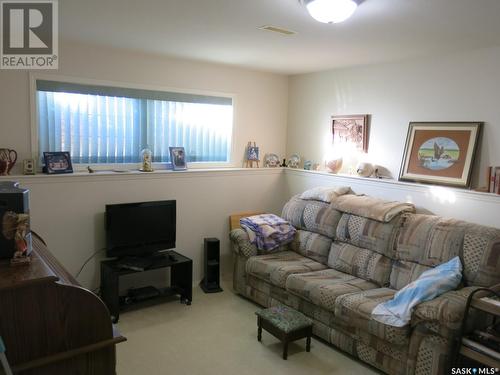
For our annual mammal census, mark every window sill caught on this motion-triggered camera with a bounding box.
[0,167,284,184]
[70,161,235,172]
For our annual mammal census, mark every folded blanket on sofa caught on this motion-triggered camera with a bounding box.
[240,214,296,251]
[371,257,462,327]
[332,194,415,222]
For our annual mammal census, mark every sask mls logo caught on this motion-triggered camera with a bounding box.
[1,0,58,69]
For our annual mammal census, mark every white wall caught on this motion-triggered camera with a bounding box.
[287,46,500,188]
[0,42,289,289]
[2,169,286,289]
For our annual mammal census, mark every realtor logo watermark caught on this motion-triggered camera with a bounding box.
[1,0,58,69]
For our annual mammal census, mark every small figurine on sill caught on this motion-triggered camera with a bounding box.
[140,147,154,172]
[356,162,375,177]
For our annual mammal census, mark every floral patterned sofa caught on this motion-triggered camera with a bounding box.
[230,192,500,375]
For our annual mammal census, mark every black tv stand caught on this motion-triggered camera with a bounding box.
[100,250,192,322]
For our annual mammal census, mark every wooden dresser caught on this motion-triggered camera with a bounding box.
[0,234,125,374]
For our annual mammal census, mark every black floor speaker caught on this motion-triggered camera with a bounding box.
[200,237,223,293]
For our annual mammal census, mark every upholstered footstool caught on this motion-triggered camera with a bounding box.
[255,305,313,360]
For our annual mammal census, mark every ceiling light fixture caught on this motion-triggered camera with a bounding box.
[300,0,363,24]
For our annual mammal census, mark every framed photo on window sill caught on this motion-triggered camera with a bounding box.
[43,152,74,174]
[169,147,187,171]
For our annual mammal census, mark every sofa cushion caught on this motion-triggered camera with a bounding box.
[396,214,500,287]
[335,288,410,346]
[328,241,392,287]
[290,230,332,265]
[336,213,402,258]
[285,268,378,311]
[373,257,462,328]
[390,261,432,290]
[245,251,327,288]
[282,195,342,239]
[395,214,466,266]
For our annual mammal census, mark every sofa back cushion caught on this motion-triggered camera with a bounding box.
[290,230,332,265]
[395,214,466,266]
[394,214,500,288]
[282,195,342,239]
[335,213,403,258]
[390,261,432,290]
[327,241,392,287]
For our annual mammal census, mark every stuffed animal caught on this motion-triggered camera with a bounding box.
[356,162,375,177]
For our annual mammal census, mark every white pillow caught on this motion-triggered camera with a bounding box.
[300,186,351,203]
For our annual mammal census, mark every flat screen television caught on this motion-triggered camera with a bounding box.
[105,200,176,258]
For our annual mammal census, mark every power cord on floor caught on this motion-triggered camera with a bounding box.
[75,248,106,280]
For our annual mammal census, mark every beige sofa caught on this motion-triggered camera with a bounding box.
[230,192,500,375]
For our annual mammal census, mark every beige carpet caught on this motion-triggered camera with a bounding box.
[116,282,378,375]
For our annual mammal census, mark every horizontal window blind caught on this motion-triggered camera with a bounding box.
[36,80,233,164]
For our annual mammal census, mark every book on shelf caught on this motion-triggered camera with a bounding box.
[496,167,500,194]
[488,166,493,193]
[487,166,500,194]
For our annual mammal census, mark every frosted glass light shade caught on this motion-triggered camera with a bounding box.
[306,0,358,24]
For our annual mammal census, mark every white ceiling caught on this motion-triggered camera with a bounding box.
[61,0,500,75]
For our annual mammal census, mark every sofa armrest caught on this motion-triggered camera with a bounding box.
[413,287,480,332]
[229,228,258,258]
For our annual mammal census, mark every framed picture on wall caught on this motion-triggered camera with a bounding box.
[399,122,482,188]
[332,114,369,152]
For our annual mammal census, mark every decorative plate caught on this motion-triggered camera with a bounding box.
[288,154,301,168]
[264,153,280,167]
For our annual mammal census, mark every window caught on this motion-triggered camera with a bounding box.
[35,80,233,165]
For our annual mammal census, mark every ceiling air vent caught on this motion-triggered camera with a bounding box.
[259,25,296,36]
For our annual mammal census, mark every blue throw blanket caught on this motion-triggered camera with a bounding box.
[371,256,462,327]
[240,214,296,251]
